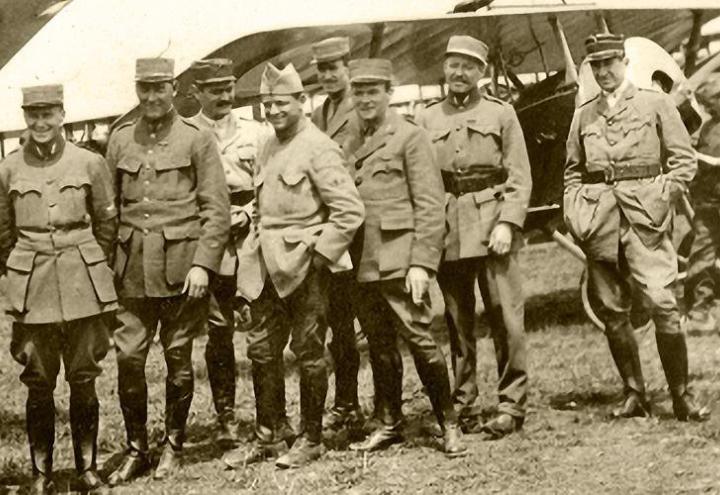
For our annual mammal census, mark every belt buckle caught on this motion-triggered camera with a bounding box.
[603,167,616,184]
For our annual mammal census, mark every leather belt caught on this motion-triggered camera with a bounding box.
[230,189,254,207]
[442,169,507,196]
[582,163,661,184]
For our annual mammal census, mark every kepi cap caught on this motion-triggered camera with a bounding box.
[585,33,625,62]
[191,58,236,84]
[348,58,392,84]
[21,84,63,108]
[311,36,350,64]
[135,58,174,82]
[446,35,489,65]
[259,63,304,95]
[696,73,720,107]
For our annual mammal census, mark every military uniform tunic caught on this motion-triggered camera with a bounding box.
[416,89,531,419]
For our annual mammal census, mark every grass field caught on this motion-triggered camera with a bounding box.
[1,242,720,494]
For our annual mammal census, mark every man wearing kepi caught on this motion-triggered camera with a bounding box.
[564,33,707,420]
[684,74,720,335]
[0,84,117,494]
[343,59,466,457]
[416,35,531,437]
[107,58,230,483]
[310,36,365,435]
[225,63,364,469]
[186,57,272,448]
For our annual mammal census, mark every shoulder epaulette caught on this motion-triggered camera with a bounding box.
[578,94,600,108]
[424,99,442,109]
[180,117,200,130]
[110,119,134,135]
[403,113,417,125]
[482,93,505,105]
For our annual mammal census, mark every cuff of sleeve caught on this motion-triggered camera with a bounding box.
[192,249,221,274]
[499,208,526,230]
[314,227,352,263]
[410,245,442,273]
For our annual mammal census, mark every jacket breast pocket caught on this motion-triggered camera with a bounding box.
[117,157,143,201]
[9,180,44,227]
[378,207,414,273]
[5,249,36,314]
[57,176,91,222]
[621,117,657,159]
[163,223,202,286]
[114,225,134,281]
[431,128,452,167]
[77,242,117,303]
[154,155,194,200]
[369,154,408,199]
[580,125,605,165]
[466,122,502,167]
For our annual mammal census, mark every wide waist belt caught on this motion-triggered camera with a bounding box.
[230,189,254,207]
[582,164,661,184]
[442,169,507,195]
[16,226,96,252]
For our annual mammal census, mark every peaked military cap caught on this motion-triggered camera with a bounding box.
[311,36,351,64]
[135,58,174,82]
[259,63,304,95]
[191,58,236,84]
[445,35,489,65]
[585,33,625,62]
[21,84,64,108]
[348,58,393,84]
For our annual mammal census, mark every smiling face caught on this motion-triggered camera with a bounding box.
[23,105,64,144]
[590,55,628,93]
[351,81,391,123]
[195,80,235,120]
[261,93,304,133]
[136,80,175,120]
[443,54,485,95]
[316,59,350,96]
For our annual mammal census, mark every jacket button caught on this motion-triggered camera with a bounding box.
[355,162,362,170]
[354,177,363,186]
[143,197,150,202]
[144,213,150,219]
[144,180,150,186]
[148,150,154,155]
[609,160,616,166]
[143,228,149,234]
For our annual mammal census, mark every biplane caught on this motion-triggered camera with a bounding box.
[1,0,719,328]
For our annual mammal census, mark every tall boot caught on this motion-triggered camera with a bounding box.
[252,362,282,441]
[164,345,194,450]
[605,318,650,417]
[656,332,709,421]
[27,390,55,480]
[69,382,99,474]
[298,358,328,443]
[273,361,295,445]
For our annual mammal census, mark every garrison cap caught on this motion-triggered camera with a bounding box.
[21,84,63,108]
[191,58,236,84]
[585,33,625,62]
[445,35,489,65]
[135,57,174,82]
[696,73,720,107]
[260,63,304,95]
[311,36,351,64]
[348,58,393,84]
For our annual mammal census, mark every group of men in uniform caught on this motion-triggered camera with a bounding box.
[0,27,714,494]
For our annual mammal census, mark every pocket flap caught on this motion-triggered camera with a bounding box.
[155,155,192,171]
[432,129,451,142]
[9,180,41,195]
[77,242,107,265]
[6,249,36,273]
[472,188,503,205]
[380,213,414,231]
[467,122,500,136]
[580,125,602,138]
[280,170,306,186]
[117,157,142,173]
[580,186,603,202]
[118,224,134,243]
[59,176,91,190]
[621,118,653,135]
[163,223,202,241]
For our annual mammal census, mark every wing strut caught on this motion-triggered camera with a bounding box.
[549,15,577,85]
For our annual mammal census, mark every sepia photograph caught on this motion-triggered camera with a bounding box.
[1,0,720,493]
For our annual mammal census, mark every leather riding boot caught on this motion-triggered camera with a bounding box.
[252,361,282,439]
[656,332,710,421]
[27,390,55,480]
[69,382,99,474]
[164,346,194,450]
[206,324,237,423]
[117,360,149,455]
[412,350,458,427]
[298,359,328,444]
[605,318,650,417]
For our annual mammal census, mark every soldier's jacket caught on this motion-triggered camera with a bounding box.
[564,82,697,261]
[311,89,354,149]
[186,111,272,276]
[0,137,118,323]
[236,116,364,300]
[416,91,532,260]
[690,117,720,206]
[343,109,444,282]
[107,110,231,298]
